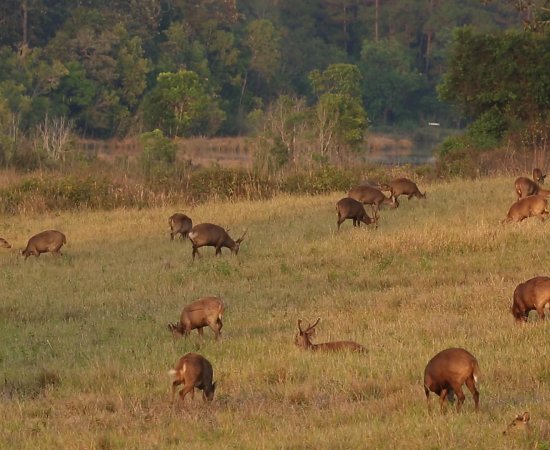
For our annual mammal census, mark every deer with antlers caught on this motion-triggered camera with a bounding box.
[294,318,367,352]
[187,223,247,260]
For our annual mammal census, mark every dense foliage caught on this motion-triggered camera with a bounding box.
[2,1,550,170]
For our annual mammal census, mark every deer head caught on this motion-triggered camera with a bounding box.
[295,318,320,349]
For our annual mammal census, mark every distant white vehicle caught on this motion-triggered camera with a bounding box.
[428,122,440,126]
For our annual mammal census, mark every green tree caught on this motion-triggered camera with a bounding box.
[142,70,225,137]
[359,38,426,125]
[439,26,550,148]
[308,64,367,160]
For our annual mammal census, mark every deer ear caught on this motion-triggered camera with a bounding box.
[522,412,530,422]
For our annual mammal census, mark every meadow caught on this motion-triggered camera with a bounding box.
[1,175,550,449]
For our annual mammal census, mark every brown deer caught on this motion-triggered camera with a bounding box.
[511,276,550,323]
[423,347,480,413]
[384,178,426,201]
[503,195,549,223]
[503,411,550,441]
[21,230,66,259]
[169,213,193,241]
[188,223,247,260]
[168,352,216,404]
[0,238,11,248]
[294,318,367,352]
[533,167,546,184]
[514,169,550,199]
[168,296,225,340]
[347,185,398,218]
[336,197,377,231]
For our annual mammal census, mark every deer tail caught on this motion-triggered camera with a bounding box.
[168,369,179,383]
[473,361,481,384]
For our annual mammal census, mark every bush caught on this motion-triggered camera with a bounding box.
[139,129,176,176]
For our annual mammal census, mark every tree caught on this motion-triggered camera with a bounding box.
[359,38,427,125]
[438,26,550,147]
[142,70,225,137]
[308,64,367,161]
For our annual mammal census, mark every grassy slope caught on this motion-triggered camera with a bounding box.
[0,176,548,449]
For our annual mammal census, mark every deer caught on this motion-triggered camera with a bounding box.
[188,223,247,260]
[503,195,549,223]
[168,352,216,405]
[294,318,367,353]
[382,177,426,202]
[533,167,546,184]
[511,276,550,323]
[336,197,377,231]
[169,213,193,241]
[423,347,480,413]
[21,230,66,259]
[0,238,11,248]
[503,411,550,442]
[168,296,225,340]
[514,169,550,199]
[347,185,398,218]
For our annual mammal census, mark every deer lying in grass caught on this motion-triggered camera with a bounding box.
[383,178,426,202]
[168,296,225,340]
[533,168,546,184]
[423,347,480,413]
[347,185,398,218]
[503,195,549,223]
[0,238,11,248]
[188,223,247,260]
[294,318,367,352]
[336,198,377,230]
[169,352,216,404]
[503,412,550,442]
[169,213,193,241]
[21,230,66,259]
[511,276,550,323]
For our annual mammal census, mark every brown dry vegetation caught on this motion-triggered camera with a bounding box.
[1,176,550,449]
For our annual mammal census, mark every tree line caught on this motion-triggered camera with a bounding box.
[0,0,549,169]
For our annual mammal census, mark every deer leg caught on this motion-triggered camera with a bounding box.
[192,246,200,260]
[215,246,222,256]
[179,385,194,404]
[535,305,546,320]
[453,385,466,412]
[170,232,174,241]
[197,327,204,338]
[465,377,479,412]
[439,389,448,412]
[337,218,343,231]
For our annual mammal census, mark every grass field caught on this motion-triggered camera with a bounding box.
[1,176,550,449]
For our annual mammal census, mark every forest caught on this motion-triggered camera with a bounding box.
[0,0,549,171]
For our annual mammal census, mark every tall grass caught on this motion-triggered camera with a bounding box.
[0,176,549,449]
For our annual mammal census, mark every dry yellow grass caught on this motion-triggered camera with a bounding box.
[1,176,550,449]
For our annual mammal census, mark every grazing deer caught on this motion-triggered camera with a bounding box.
[336,197,377,231]
[169,213,193,241]
[188,223,247,260]
[168,352,216,404]
[503,411,550,441]
[511,276,550,323]
[168,297,225,340]
[0,238,11,248]
[503,195,549,223]
[533,168,546,184]
[514,169,550,199]
[21,230,66,259]
[294,318,367,352]
[384,178,426,201]
[423,347,480,413]
[347,185,398,218]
